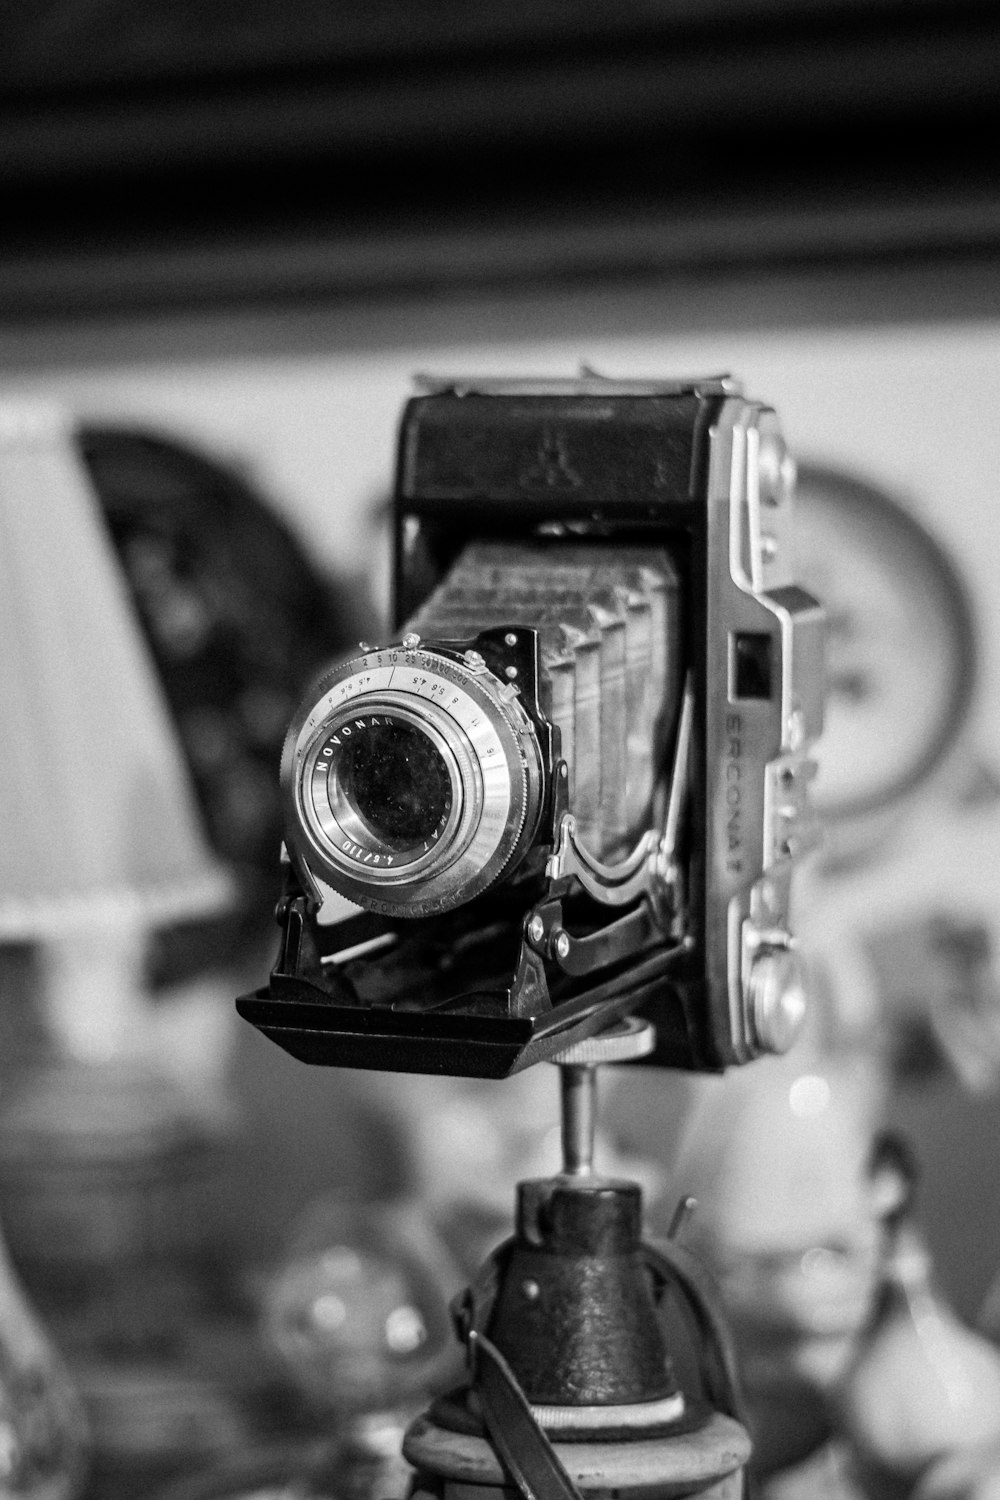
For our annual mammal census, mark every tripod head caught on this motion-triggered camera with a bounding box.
[404,1018,752,1500]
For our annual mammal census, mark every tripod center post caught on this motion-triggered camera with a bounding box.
[551,1016,656,1175]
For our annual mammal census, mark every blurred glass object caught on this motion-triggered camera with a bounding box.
[0,1211,88,1500]
[834,1135,1000,1498]
[262,1197,462,1500]
[264,1198,459,1414]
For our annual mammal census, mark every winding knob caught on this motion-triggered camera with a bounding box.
[747,940,807,1055]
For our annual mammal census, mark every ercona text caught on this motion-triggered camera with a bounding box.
[725,711,743,875]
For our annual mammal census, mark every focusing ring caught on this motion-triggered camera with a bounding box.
[282,643,545,917]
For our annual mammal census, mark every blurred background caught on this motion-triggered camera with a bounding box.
[5,3,1000,1497]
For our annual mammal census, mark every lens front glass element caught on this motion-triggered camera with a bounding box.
[327,715,454,856]
[290,646,542,913]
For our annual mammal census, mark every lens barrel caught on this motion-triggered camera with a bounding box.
[283,642,544,917]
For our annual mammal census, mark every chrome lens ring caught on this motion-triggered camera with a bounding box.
[283,644,543,917]
[302,696,477,881]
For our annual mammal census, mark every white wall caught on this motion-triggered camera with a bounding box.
[2,268,999,671]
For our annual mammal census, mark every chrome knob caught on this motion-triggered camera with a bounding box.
[747,941,807,1055]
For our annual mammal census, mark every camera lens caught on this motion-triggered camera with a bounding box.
[331,717,453,854]
[285,644,544,916]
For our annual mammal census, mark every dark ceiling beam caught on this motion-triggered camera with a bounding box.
[4,2,1000,319]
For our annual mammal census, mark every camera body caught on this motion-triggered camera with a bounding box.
[238,374,824,1077]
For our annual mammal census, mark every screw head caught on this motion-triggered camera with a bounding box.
[527,915,545,945]
[505,665,518,680]
[553,930,571,961]
[504,632,518,646]
[401,632,421,649]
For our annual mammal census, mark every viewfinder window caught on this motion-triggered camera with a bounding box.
[731,632,773,700]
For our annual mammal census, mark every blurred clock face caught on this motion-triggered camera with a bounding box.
[793,465,975,820]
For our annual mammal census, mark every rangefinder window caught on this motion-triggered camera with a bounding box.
[240,375,824,1078]
[731,632,773,701]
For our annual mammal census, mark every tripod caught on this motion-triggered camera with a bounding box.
[404,1017,752,1500]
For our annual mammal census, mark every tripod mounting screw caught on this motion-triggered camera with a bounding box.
[551,1015,655,1067]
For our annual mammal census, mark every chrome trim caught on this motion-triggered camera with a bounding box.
[412,373,742,398]
[705,397,824,1064]
[660,674,695,869]
[548,817,661,907]
[545,674,693,914]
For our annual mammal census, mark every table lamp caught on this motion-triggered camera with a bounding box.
[0,401,243,1491]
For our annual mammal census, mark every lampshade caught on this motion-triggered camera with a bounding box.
[0,402,233,940]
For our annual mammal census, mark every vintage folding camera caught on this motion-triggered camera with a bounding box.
[238,374,824,1078]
